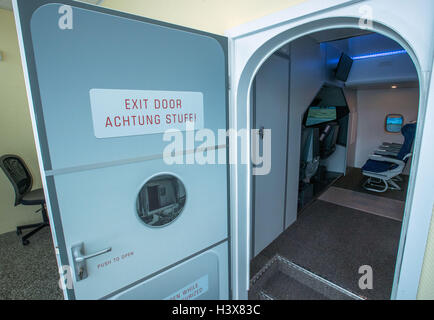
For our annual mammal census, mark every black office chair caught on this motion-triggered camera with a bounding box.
[0,155,49,246]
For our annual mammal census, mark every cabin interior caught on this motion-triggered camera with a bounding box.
[248,29,419,300]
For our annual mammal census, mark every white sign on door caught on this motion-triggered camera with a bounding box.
[164,275,209,300]
[89,89,204,138]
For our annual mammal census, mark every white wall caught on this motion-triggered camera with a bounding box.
[285,36,325,228]
[253,54,290,256]
[354,88,420,174]
[0,9,43,235]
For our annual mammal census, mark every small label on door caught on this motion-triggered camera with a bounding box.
[164,275,209,300]
[89,89,204,138]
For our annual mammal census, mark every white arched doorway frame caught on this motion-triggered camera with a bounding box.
[227,0,434,300]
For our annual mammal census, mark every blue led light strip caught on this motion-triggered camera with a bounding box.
[352,49,407,60]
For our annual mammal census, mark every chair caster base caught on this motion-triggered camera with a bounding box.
[16,222,49,246]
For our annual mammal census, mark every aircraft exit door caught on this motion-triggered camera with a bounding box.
[14,0,230,300]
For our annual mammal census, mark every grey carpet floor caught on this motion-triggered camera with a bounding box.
[333,167,409,202]
[0,227,63,300]
[250,200,402,300]
[319,187,405,222]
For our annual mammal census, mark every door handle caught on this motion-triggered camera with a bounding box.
[258,126,265,140]
[252,126,265,168]
[73,247,112,263]
[71,242,112,281]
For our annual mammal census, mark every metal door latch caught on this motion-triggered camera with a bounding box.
[259,126,265,140]
[72,242,112,281]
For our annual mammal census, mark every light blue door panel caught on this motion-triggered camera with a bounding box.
[54,158,228,299]
[30,3,227,170]
[111,242,229,300]
[15,0,229,300]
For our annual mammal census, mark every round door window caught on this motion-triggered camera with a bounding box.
[136,174,186,227]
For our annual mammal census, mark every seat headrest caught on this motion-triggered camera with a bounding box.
[397,123,417,161]
[401,123,417,136]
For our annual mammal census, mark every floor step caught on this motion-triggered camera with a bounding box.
[257,290,275,300]
[249,255,363,300]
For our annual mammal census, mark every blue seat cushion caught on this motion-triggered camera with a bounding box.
[362,159,398,173]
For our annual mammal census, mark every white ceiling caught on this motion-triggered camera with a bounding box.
[0,0,104,11]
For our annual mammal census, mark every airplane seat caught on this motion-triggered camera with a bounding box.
[319,122,340,159]
[362,123,417,192]
[299,127,320,183]
[298,127,320,209]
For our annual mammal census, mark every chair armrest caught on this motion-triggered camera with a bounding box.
[380,146,401,152]
[369,154,405,166]
[379,144,402,153]
[381,142,402,147]
[402,153,412,161]
[375,150,399,157]
[378,145,401,151]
